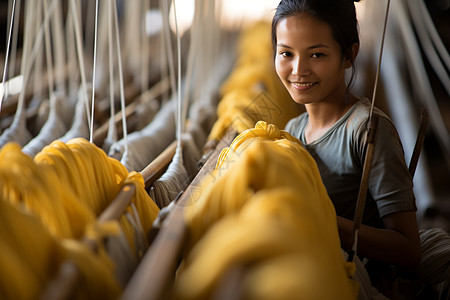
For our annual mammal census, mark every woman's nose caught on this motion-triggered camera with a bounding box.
[292,57,309,76]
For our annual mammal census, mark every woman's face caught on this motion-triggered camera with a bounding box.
[275,14,352,106]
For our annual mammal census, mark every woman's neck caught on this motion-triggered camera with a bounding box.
[304,91,358,143]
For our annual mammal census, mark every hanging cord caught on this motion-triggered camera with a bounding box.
[89,0,100,143]
[14,0,57,123]
[0,0,17,113]
[348,0,391,263]
[70,0,92,136]
[161,0,178,109]
[180,0,201,133]
[112,0,129,152]
[106,0,116,144]
[172,0,182,148]
[43,0,55,101]
[7,0,21,83]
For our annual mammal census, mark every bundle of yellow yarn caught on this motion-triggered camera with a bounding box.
[175,122,358,300]
[0,138,160,299]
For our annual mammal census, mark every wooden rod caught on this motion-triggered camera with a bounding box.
[92,77,170,146]
[40,183,137,300]
[122,128,237,300]
[409,108,429,178]
[98,183,136,223]
[348,114,379,262]
[140,140,177,189]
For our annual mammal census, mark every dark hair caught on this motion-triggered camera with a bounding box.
[272,0,360,88]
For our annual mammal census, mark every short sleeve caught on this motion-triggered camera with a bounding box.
[366,116,417,218]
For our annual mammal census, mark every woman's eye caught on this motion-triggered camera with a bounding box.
[311,53,325,58]
[280,51,293,58]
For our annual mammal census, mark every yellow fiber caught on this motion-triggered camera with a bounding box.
[175,122,358,300]
[0,137,160,298]
[208,22,304,141]
[0,198,121,300]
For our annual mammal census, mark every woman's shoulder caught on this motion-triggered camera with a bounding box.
[347,98,392,132]
[284,112,308,135]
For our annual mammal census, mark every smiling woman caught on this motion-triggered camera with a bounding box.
[274,14,356,109]
[272,0,422,297]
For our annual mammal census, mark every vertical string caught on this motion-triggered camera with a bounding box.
[180,0,200,133]
[43,0,55,101]
[161,0,177,106]
[8,0,21,82]
[89,0,100,143]
[368,0,391,125]
[0,0,17,113]
[70,0,92,135]
[107,0,116,142]
[172,0,182,149]
[14,0,57,121]
[112,0,129,152]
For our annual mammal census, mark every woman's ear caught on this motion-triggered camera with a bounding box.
[345,43,359,68]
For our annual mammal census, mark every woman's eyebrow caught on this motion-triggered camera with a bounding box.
[276,43,293,49]
[276,43,330,49]
[308,44,330,49]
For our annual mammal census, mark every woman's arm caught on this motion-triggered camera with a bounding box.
[337,211,421,267]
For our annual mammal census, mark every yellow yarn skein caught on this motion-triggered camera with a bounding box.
[0,198,121,300]
[0,137,161,298]
[176,122,358,300]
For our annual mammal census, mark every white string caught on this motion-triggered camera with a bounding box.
[180,0,201,133]
[16,0,57,117]
[106,0,116,144]
[32,0,43,101]
[172,0,182,148]
[8,0,21,82]
[368,0,391,125]
[70,0,92,135]
[161,0,177,108]
[89,0,100,143]
[112,0,128,152]
[43,0,55,101]
[0,0,16,113]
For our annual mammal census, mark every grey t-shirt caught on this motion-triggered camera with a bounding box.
[285,99,416,228]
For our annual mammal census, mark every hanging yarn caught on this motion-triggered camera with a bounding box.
[109,96,176,171]
[174,121,358,300]
[1,137,160,244]
[22,91,68,157]
[0,197,121,300]
[59,85,91,142]
[207,22,304,142]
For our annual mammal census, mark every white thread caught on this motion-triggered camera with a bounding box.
[0,0,17,112]
[112,0,128,153]
[106,0,116,148]
[89,0,100,143]
[172,0,182,149]
[43,0,55,101]
[70,0,92,135]
[8,0,21,82]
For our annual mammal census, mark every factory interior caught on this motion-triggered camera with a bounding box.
[0,0,449,299]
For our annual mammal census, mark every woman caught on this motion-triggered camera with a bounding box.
[272,0,421,278]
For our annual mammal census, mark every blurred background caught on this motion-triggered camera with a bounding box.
[0,0,448,228]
